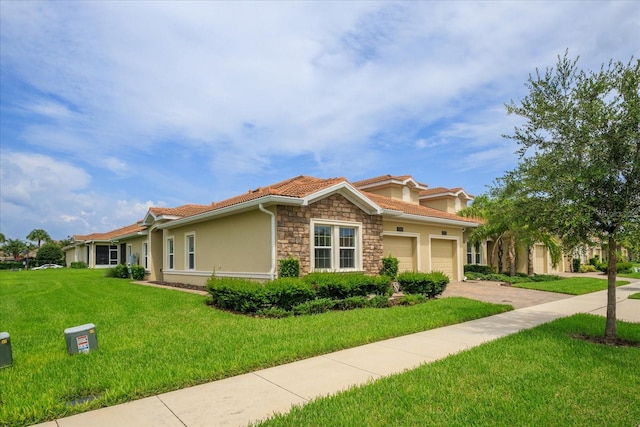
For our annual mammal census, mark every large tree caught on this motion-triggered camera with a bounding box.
[2,239,28,260]
[26,229,51,248]
[502,52,640,342]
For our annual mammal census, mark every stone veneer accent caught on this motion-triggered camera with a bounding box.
[276,194,383,276]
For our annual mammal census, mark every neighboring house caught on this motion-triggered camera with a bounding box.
[63,174,484,286]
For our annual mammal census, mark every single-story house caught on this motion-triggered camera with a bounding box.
[63,174,570,286]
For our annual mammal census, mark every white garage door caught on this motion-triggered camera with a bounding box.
[383,235,416,273]
[431,239,456,281]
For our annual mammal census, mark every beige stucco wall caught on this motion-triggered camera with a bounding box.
[162,208,272,286]
[382,220,465,281]
[420,198,452,213]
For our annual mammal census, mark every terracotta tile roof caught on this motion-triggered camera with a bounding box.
[420,187,474,198]
[74,222,145,242]
[352,174,428,189]
[200,175,348,212]
[149,204,212,218]
[363,192,479,224]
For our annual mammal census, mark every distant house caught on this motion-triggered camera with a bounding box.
[64,174,567,285]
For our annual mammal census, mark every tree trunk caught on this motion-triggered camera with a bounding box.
[508,237,516,277]
[604,236,618,343]
[498,240,504,274]
[527,245,534,276]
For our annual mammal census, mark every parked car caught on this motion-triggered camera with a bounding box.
[32,264,64,270]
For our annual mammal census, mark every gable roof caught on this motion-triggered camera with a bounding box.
[363,192,479,226]
[352,174,429,191]
[158,175,383,229]
[420,187,474,200]
[73,222,146,243]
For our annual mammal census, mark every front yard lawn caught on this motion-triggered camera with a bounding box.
[255,314,640,427]
[511,277,630,295]
[0,269,511,426]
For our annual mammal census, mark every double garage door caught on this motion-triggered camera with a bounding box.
[383,235,457,281]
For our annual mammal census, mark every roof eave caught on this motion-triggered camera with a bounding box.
[302,182,383,215]
[381,210,480,228]
[158,195,305,229]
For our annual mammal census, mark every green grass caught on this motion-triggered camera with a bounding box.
[511,277,630,295]
[0,269,511,426]
[629,292,640,300]
[255,314,640,427]
[619,272,640,279]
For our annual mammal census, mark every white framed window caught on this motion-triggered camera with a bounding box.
[311,219,362,271]
[127,244,133,265]
[467,241,482,265]
[167,237,174,270]
[185,233,195,270]
[142,242,148,269]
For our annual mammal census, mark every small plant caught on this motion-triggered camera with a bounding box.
[367,295,391,308]
[397,271,449,298]
[572,258,581,273]
[579,264,597,273]
[381,255,399,279]
[279,255,300,278]
[464,264,495,275]
[396,294,428,306]
[292,298,335,315]
[130,265,145,280]
[256,307,292,318]
[70,261,87,269]
[334,296,369,310]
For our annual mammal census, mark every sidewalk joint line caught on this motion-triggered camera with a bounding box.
[156,395,188,427]
[251,372,310,402]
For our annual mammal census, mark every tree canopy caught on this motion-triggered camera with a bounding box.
[27,229,52,248]
[36,242,64,265]
[500,52,639,341]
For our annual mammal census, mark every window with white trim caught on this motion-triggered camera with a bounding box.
[142,242,148,269]
[167,237,174,270]
[109,245,119,265]
[312,221,361,271]
[467,241,482,265]
[186,234,195,270]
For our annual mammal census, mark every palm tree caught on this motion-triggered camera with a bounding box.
[26,229,51,248]
[458,191,561,276]
[0,233,5,244]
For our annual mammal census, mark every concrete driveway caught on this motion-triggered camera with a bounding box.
[442,280,572,308]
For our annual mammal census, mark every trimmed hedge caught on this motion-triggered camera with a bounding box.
[464,264,495,275]
[303,272,391,299]
[206,272,394,316]
[397,271,449,298]
[70,261,87,269]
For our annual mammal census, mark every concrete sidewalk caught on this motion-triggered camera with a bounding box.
[35,282,640,427]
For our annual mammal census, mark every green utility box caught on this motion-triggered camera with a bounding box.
[64,324,98,355]
[0,332,12,368]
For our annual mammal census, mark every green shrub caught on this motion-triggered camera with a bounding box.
[367,295,391,308]
[464,264,495,275]
[206,277,267,314]
[303,272,391,299]
[279,256,300,278]
[579,264,597,273]
[292,298,334,315]
[0,262,24,270]
[130,265,145,280]
[264,278,316,311]
[70,261,87,269]
[256,307,292,318]
[463,271,486,280]
[395,294,428,306]
[381,255,399,279]
[36,242,65,265]
[334,296,370,310]
[572,258,581,272]
[617,261,633,274]
[397,271,449,298]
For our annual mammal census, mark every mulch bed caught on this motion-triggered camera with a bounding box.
[571,334,640,348]
[148,280,206,292]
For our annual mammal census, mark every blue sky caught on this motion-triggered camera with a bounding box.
[1,1,638,241]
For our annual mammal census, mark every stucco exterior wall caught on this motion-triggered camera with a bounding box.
[276,194,384,276]
[162,209,272,285]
